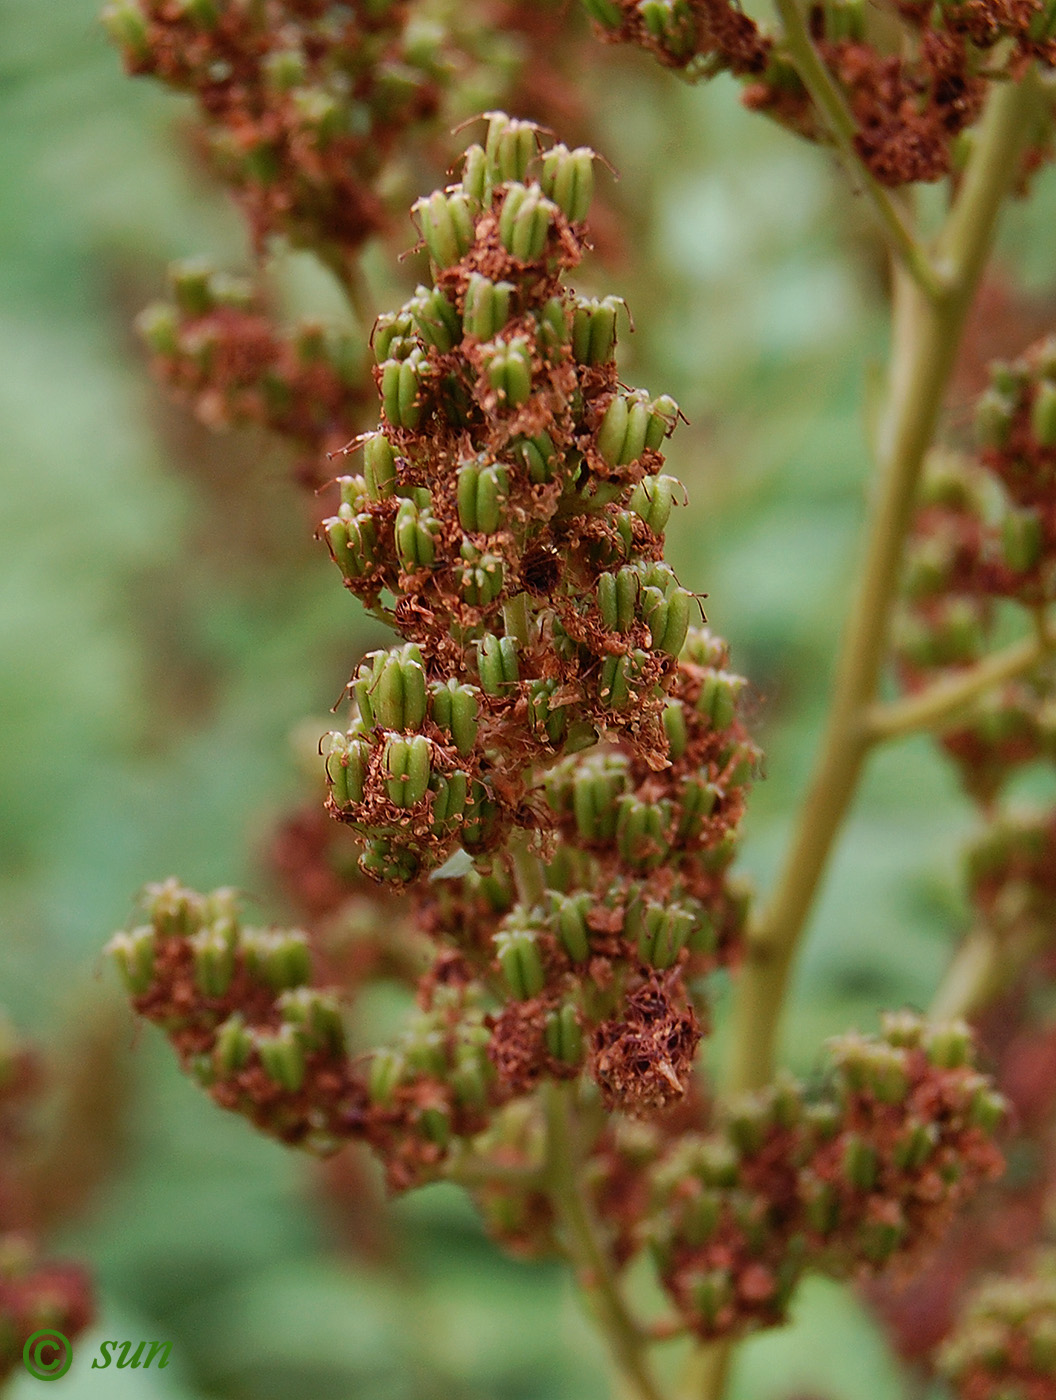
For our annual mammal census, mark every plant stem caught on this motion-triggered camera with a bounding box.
[770,0,943,297]
[930,918,1050,1021]
[677,1340,732,1400]
[725,72,1039,1099]
[865,621,1053,742]
[543,1082,664,1400]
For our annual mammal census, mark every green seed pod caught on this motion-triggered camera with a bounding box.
[324,512,377,581]
[540,144,595,224]
[337,476,369,512]
[243,928,312,991]
[893,1119,939,1171]
[551,891,591,961]
[361,645,428,731]
[394,497,440,570]
[498,184,554,262]
[461,143,490,208]
[689,1269,734,1328]
[598,651,647,708]
[359,837,420,884]
[494,924,546,999]
[168,258,215,318]
[102,0,151,59]
[636,901,694,968]
[1033,379,1056,447]
[106,926,156,995]
[136,303,180,356]
[291,86,343,145]
[801,1173,840,1235]
[483,336,533,406]
[645,584,692,655]
[545,1003,584,1064]
[418,1104,452,1147]
[596,568,637,632]
[484,111,537,183]
[510,431,557,483]
[373,310,415,363]
[190,926,237,997]
[572,755,629,840]
[214,1013,253,1074]
[842,1134,878,1191]
[408,283,461,351]
[697,669,745,729]
[622,396,652,465]
[477,633,520,695]
[412,189,475,268]
[457,459,510,533]
[536,296,569,356]
[858,1209,906,1265]
[462,779,499,850]
[527,677,567,745]
[463,273,515,341]
[662,700,688,760]
[976,386,1017,449]
[676,776,720,841]
[616,796,670,871]
[383,734,433,806]
[923,1019,973,1069]
[571,295,621,366]
[255,1024,307,1093]
[278,987,346,1054]
[459,543,505,606]
[430,678,479,755]
[430,770,469,826]
[597,393,629,466]
[628,474,678,533]
[368,1048,405,1106]
[363,432,397,500]
[380,351,428,430]
[969,1084,1008,1133]
[581,0,623,26]
[451,1048,491,1109]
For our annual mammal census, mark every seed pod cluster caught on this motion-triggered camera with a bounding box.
[320,113,696,882]
[137,260,368,486]
[648,1014,1006,1339]
[107,877,364,1152]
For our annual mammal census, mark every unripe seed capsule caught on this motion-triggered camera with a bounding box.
[484,112,537,182]
[373,311,414,363]
[394,498,439,570]
[597,393,629,466]
[976,387,1016,448]
[645,394,679,448]
[676,776,720,840]
[418,1105,451,1147]
[363,432,397,500]
[408,284,461,351]
[457,460,509,533]
[368,1048,404,1106]
[842,1134,878,1191]
[430,770,469,826]
[412,189,474,268]
[540,144,595,223]
[278,988,345,1054]
[663,699,688,759]
[629,474,677,533]
[621,398,651,464]
[477,633,519,694]
[255,1024,306,1093]
[551,891,591,961]
[463,273,514,341]
[537,297,568,354]
[545,1003,584,1064]
[383,734,432,806]
[107,926,156,995]
[617,796,669,871]
[461,143,489,207]
[484,337,533,406]
[214,1013,253,1073]
[429,679,479,755]
[697,669,745,729]
[581,0,623,26]
[243,929,312,990]
[923,1019,973,1068]
[190,928,236,997]
[494,925,546,999]
[690,1269,734,1327]
[102,0,151,59]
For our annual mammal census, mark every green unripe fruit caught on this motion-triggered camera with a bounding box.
[633,900,694,967]
[976,386,1017,448]
[430,770,469,826]
[572,295,621,365]
[394,497,441,570]
[255,1024,307,1093]
[368,1048,405,1106]
[353,645,427,731]
[644,585,692,655]
[383,734,433,806]
[545,1003,584,1064]
[102,0,151,59]
[551,891,592,961]
[483,336,533,406]
[477,633,520,694]
[429,678,479,755]
[697,669,745,729]
[484,111,537,183]
[412,189,475,268]
[242,928,312,990]
[461,144,490,208]
[190,926,237,997]
[662,699,688,759]
[1032,379,1056,447]
[463,273,515,341]
[629,474,679,533]
[107,926,156,995]
[842,1134,878,1191]
[510,431,557,483]
[363,432,397,500]
[214,1013,253,1073]
[278,988,345,1054]
[494,923,546,999]
[676,776,720,841]
[498,184,555,262]
[373,310,415,363]
[459,543,505,606]
[597,567,640,632]
[540,144,595,223]
[380,350,428,429]
[527,677,567,745]
[572,755,629,840]
[616,796,670,870]
[408,283,461,351]
[457,459,510,533]
[324,511,377,581]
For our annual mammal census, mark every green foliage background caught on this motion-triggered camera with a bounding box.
[3,2,1055,1395]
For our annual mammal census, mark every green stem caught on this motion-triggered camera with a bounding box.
[930,918,1050,1021]
[770,0,942,297]
[865,622,1052,742]
[677,1340,732,1400]
[543,1083,665,1400]
[725,73,1038,1099]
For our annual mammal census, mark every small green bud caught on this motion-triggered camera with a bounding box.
[484,111,537,183]
[662,699,688,759]
[842,1134,878,1191]
[1032,379,1056,447]
[462,779,499,850]
[291,87,343,146]
[460,144,490,208]
[136,303,180,356]
[430,678,479,755]
[418,1104,452,1147]
[102,0,151,59]
[363,432,397,500]
[643,584,692,656]
[893,1119,939,1171]
[255,1024,307,1092]
[598,651,648,708]
[597,567,640,632]
[477,633,519,695]
[494,923,546,999]
[536,296,569,356]
[107,926,156,994]
[545,1003,584,1064]
[634,900,694,967]
[359,838,420,884]
[429,770,469,827]
[394,497,441,570]
[355,645,428,731]
[168,258,215,318]
[571,295,621,366]
[483,336,533,406]
[581,0,623,27]
[498,183,555,262]
[540,144,595,223]
[628,474,678,533]
[412,189,475,268]
[616,797,671,872]
[463,273,515,341]
[408,284,461,351]
[923,1019,973,1069]
[976,386,1017,449]
[242,928,312,990]
[801,1172,840,1235]
[551,891,592,961]
[697,669,745,729]
[1003,504,1045,573]
[142,877,205,936]
[373,310,415,363]
[214,1013,253,1073]
[190,926,237,997]
[510,431,557,483]
[459,542,505,606]
[457,459,510,533]
[383,734,433,806]
[324,511,377,581]
[451,1048,491,1109]
[369,1048,405,1106]
[682,1189,722,1247]
[278,988,345,1054]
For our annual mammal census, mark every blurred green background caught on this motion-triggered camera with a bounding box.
[3,2,1056,1395]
